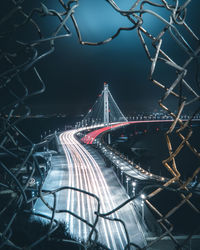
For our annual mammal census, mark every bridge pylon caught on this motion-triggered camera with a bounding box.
[81,82,127,127]
[103,82,109,126]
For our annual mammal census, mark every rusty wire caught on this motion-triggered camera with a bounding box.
[0,0,200,249]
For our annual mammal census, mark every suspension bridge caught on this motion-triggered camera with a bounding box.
[34,83,200,250]
[81,82,127,127]
[34,83,151,249]
[1,1,200,249]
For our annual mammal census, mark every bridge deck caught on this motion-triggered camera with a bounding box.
[34,130,147,249]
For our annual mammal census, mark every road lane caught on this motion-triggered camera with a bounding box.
[60,130,126,249]
[34,128,146,249]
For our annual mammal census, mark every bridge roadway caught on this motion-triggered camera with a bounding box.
[34,128,147,249]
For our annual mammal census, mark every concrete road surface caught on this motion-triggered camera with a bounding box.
[34,129,147,249]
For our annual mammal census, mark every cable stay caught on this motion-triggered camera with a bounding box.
[82,82,127,126]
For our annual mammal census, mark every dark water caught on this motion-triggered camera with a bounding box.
[110,121,200,179]
[109,121,200,235]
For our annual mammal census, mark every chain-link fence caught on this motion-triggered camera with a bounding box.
[0,0,199,249]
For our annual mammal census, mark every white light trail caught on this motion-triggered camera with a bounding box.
[59,128,127,249]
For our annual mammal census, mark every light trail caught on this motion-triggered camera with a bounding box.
[65,131,95,240]
[81,120,174,144]
[70,132,125,247]
[60,133,74,232]
[59,129,128,249]
[76,139,127,246]
[69,132,111,245]
[60,120,179,245]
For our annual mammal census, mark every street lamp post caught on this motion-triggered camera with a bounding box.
[140,194,146,226]
[126,177,130,193]
[120,171,123,184]
[141,200,144,225]
[132,181,136,197]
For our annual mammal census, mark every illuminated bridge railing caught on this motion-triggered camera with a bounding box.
[80,120,170,188]
[97,141,167,192]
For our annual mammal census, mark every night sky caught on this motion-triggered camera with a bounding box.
[2,0,200,116]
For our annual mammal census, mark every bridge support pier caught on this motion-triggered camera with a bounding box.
[108,133,111,145]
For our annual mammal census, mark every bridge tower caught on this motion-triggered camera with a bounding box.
[81,82,127,127]
[103,82,109,126]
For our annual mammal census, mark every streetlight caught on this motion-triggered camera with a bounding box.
[120,170,124,184]
[132,181,136,187]
[141,200,144,225]
[131,181,136,197]
[140,193,146,226]
[126,177,130,193]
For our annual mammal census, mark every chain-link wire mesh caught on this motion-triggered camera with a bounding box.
[0,0,200,249]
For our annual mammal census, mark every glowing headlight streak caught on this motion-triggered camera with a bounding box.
[59,133,75,231]
[60,132,102,241]
[66,131,95,240]
[59,129,127,249]
[68,132,115,248]
[81,120,174,144]
[64,132,94,240]
[78,141,127,247]
[64,133,83,238]
[77,131,126,247]
[68,148,99,239]
[61,131,111,247]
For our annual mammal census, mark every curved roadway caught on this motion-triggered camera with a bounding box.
[34,127,146,249]
[59,129,146,249]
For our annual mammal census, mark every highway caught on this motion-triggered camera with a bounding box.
[34,128,146,249]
